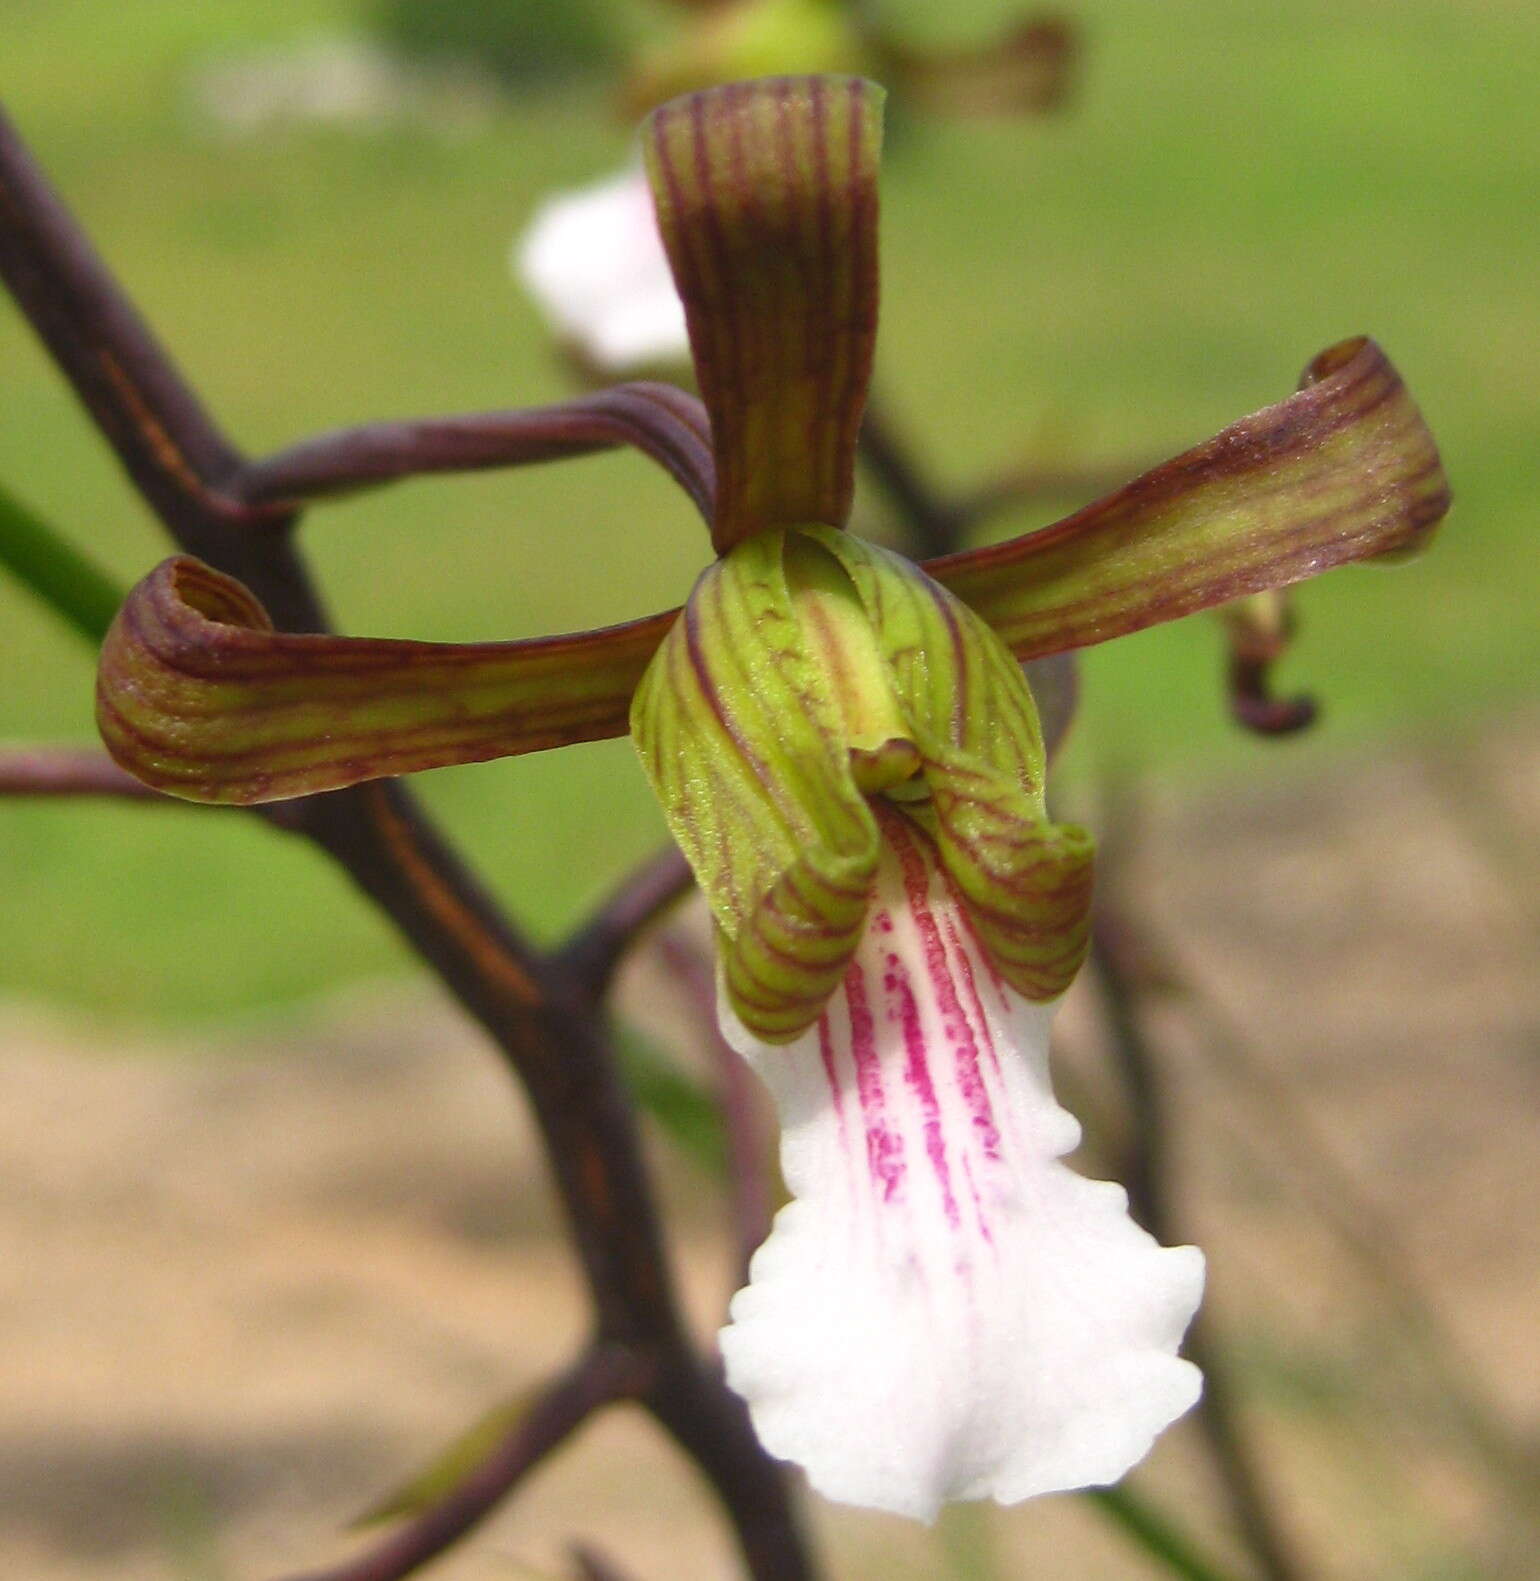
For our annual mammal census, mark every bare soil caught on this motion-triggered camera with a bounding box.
[3,718,1536,1581]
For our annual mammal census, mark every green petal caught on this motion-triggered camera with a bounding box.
[630,531,877,1041]
[915,762,1094,1004]
[644,75,883,553]
[930,338,1451,658]
[97,556,673,803]
[808,526,1093,1002]
[633,526,1095,1035]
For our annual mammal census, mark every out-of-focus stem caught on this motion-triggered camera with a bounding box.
[570,1541,642,1581]
[1086,1485,1247,1581]
[0,744,170,801]
[858,397,965,559]
[1092,874,1305,1581]
[559,842,695,1000]
[275,1347,640,1581]
[0,481,124,642]
[860,393,1150,562]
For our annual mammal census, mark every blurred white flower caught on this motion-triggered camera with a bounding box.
[515,164,690,373]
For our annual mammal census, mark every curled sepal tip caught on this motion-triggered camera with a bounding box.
[931,337,1451,660]
[644,75,883,553]
[97,556,673,804]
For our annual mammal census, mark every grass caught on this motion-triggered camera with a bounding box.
[2,0,1536,1019]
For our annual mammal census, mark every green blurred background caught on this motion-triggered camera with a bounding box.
[2,0,1535,1021]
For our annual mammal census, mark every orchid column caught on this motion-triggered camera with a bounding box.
[96,75,1450,1527]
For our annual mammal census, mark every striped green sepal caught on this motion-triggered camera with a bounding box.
[644,75,884,554]
[929,337,1451,660]
[96,556,674,803]
[630,530,879,1041]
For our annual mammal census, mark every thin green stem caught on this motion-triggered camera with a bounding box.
[1086,1485,1249,1581]
[0,481,122,642]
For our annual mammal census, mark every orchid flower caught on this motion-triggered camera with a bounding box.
[97,77,1449,1519]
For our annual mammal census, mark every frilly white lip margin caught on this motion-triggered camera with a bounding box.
[514,162,690,373]
[717,813,1204,1521]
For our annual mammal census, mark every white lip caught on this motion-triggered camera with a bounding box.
[717,812,1204,1520]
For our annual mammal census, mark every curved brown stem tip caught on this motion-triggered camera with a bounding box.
[1221,591,1317,737]
[1228,655,1318,736]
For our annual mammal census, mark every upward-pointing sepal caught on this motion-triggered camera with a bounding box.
[644,76,884,553]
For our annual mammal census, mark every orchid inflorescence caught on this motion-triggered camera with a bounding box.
[97,75,1448,1519]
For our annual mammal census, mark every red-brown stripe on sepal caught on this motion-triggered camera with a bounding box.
[929,337,1452,660]
[644,76,884,554]
[96,556,674,803]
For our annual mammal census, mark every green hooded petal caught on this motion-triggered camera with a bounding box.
[629,531,879,1040]
[631,526,1093,1038]
[805,526,1094,1002]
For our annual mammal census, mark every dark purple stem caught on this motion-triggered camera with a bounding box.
[0,744,173,800]
[275,1347,641,1581]
[236,384,716,525]
[558,842,696,1000]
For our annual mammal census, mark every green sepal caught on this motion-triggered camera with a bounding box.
[929,337,1450,661]
[630,530,879,1042]
[644,75,884,553]
[97,556,674,804]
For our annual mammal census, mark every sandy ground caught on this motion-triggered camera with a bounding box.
[2,719,1536,1581]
